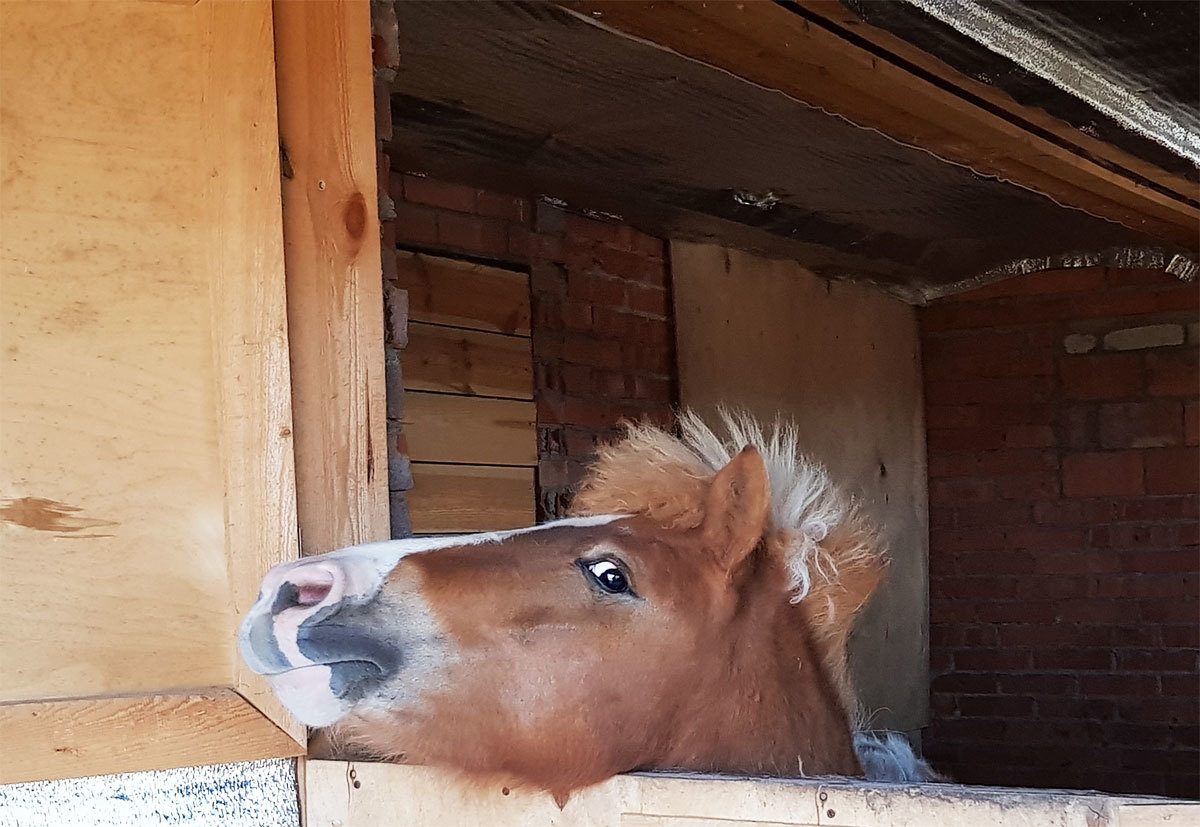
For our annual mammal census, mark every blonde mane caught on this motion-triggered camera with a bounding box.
[570,408,887,719]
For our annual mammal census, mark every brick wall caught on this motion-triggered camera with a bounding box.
[378,166,676,525]
[920,267,1199,797]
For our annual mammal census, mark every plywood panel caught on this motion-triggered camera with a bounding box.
[305,761,1193,827]
[0,0,304,772]
[407,464,536,533]
[402,392,536,466]
[0,692,303,785]
[669,241,929,735]
[396,251,532,335]
[274,0,391,559]
[403,322,533,399]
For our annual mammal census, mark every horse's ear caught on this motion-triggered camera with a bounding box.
[702,446,771,571]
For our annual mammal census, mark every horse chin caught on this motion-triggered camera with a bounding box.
[267,664,353,727]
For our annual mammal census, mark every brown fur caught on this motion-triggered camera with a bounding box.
[323,426,885,800]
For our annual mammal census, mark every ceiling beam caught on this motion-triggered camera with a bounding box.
[559,0,1200,250]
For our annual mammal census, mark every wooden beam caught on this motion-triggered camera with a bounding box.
[561,1,1199,249]
[0,692,303,785]
[274,0,391,556]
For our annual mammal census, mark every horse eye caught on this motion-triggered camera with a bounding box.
[582,559,631,595]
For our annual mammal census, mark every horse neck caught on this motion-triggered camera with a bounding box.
[660,574,863,778]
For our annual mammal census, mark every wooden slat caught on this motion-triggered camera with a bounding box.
[395,251,532,335]
[0,692,304,785]
[561,1,1200,249]
[304,761,1197,827]
[407,464,535,534]
[402,392,536,466]
[403,322,533,399]
[274,0,391,558]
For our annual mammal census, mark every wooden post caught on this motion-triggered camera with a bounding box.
[273,0,391,556]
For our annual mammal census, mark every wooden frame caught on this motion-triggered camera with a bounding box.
[560,0,1199,249]
[0,0,304,784]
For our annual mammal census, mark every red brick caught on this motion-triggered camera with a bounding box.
[436,212,507,256]
[929,476,996,504]
[639,257,668,286]
[1106,268,1181,288]
[925,376,1056,405]
[958,695,1035,717]
[565,214,623,246]
[926,405,983,430]
[628,283,668,317]
[997,672,1079,694]
[592,369,631,398]
[995,471,1061,500]
[633,375,672,402]
[562,301,593,331]
[1099,400,1184,449]
[392,202,438,247]
[592,307,637,339]
[1068,291,1160,319]
[1005,425,1057,448]
[1116,649,1199,672]
[402,175,476,213]
[941,267,1107,302]
[475,189,528,223]
[929,449,1057,478]
[1146,349,1199,397]
[1185,401,1199,446]
[1061,353,1143,400]
[563,333,622,370]
[1063,451,1144,497]
[1154,287,1200,312]
[631,230,665,259]
[1144,447,1199,494]
[1032,649,1113,670]
[568,271,626,306]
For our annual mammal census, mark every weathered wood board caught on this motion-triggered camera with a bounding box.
[403,322,534,399]
[407,464,537,534]
[670,241,929,737]
[305,761,1196,827]
[401,392,537,466]
[395,251,532,335]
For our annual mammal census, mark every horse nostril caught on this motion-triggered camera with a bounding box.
[272,566,337,614]
[297,580,333,606]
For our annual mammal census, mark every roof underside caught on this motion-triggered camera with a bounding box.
[386,1,1198,301]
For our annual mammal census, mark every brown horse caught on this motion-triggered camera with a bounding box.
[240,411,936,799]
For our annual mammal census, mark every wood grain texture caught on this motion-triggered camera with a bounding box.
[395,251,532,335]
[0,692,303,785]
[0,0,305,772]
[304,761,1193,827]
[402,392,536,466]
[403,322,533,399]
[670,241,927,735]
[274,0,391,558]
[562,1,1199,249]
[407,463,535,534]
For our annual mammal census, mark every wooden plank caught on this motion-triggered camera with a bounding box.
[211,0,303,746]
[670,240,927,734]
[395,251,532,335]
[402,391,536,466]
[304,761,1195,827]
[561,1,1199,249]
[274,0,391,558]
[0,692,303,785]
[793,0,1199,207]
[407,463,535,533]
[403,322,533,399]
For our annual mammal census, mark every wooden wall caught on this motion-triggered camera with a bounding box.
[0,0,303,782]
[669,242,930,736]
[394,251,537,533]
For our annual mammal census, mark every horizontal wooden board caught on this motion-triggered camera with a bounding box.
[395,251,531,336]
[402,391,536,466]
[0,691,304,784]
[407,463,535,534]
[403,322,533,399]
[305,761,1196,827]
